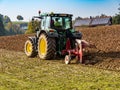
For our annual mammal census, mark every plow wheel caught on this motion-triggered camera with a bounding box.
[65,55,71,64]
[38,33,56,60]
[24,39,37,57]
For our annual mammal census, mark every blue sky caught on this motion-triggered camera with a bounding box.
[0,0,119,21]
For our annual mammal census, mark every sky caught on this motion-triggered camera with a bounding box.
[0,0,119,21]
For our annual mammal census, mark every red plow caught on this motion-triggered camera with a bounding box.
[62,38,94,64]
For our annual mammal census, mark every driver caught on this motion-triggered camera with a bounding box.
[54,18,61,27]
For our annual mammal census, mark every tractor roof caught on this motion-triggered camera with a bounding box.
[33,13,73,19]
[40,13,73,17]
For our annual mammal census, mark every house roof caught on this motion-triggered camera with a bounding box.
[74,17,112,27]
[74,19,91,27]
[91,17,111,26]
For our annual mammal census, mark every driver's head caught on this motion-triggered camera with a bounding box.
[55,18,59,21]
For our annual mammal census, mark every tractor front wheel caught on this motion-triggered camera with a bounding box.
[24,39,37,57]
[38,33,56,60]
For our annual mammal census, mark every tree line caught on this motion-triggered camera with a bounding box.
[0,14,26,36]
[112,4,120,24]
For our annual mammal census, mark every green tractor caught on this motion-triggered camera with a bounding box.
[24,12,82,61]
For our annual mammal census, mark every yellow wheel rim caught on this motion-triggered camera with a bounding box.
[26,42,32,53]
[39,38,46,55]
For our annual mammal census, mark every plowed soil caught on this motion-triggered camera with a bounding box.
[0,25,120,71]
[0,34,33,52]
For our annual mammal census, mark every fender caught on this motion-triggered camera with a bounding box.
[37,30,58,38]
[72,32,82,39]
[47,32,58,38]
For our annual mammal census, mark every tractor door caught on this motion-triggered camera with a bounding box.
[41,16,51,30]
[45,16,51,30]
[41,16,45,30]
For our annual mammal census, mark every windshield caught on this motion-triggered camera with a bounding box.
[51,17,72,29]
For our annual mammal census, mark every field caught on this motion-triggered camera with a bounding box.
[0,25,120,90]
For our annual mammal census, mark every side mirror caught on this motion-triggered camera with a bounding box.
[38,10,41,16]
[32,18,34,21]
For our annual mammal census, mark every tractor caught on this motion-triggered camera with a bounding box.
[24,11,87,64]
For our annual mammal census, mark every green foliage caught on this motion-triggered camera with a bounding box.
[112,14,120,24]
[0,13,28,36]
[25,20,40,34]
[5,22,12,30]
[17,15,24,21]
[0,16,5,36]
[4,21,25,35]
[112,4,120,24]
[0,14,3,21]
[12,21,28,24]
[3,15,11,24]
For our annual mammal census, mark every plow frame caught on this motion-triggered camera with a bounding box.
[62,38,89,64]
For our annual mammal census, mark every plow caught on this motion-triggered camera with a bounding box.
[63,39,93,64]
[24,11,94,64]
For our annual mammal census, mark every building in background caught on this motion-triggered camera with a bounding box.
[74,16,112,28]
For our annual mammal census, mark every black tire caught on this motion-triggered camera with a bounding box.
[38,33,56,60]
[24,39,37,57]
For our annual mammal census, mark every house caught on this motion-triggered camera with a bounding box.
[91,17,112,26]
[74,16,112,27]
[74,19,91,27]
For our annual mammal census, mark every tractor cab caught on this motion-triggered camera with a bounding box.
[50,14,73,31]
[33,13,73,32]
[32,12,82,40]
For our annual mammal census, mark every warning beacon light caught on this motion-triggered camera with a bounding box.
[38,10,41,16]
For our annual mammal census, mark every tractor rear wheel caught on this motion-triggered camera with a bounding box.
[38,33,56,60]
[24,39,37,57]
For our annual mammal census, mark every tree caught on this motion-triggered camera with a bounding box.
[3,15,11,24]
[118,4,120,14]
[17,15,24,21]
[5,22,12,30]
[112,4,120,24]
[0,14,3,21]
[75,16,82,20]
[112,15,120,24]
[25,20,40,34]
[0,16,5,36]
[100,14,107,18]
